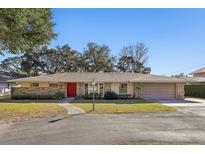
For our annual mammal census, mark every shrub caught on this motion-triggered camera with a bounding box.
[11,95,54,100]
[117,94,132,99]
[185,84,205,98]
[104,91,118,99]
[54,91,65,100]
[83,93,101,99]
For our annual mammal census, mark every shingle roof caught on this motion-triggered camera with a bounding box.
[8,72,186,83]
[192,67,205,74]
[183,77,205,83]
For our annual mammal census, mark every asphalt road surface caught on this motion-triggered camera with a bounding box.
[0,108,205,145]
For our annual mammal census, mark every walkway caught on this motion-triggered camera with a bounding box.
[58,98,85,115]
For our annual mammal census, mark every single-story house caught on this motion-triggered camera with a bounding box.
[8,72,186,100]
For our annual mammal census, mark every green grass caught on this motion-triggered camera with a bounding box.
[72,99,147,104]
[0,95,58,103]
[0,103,67,123]
[0,95,11,100]
[72,102,176,114]
[0,96,67,123]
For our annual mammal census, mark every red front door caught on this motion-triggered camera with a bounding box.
[67,83,76,97]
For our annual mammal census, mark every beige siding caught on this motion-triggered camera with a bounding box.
[104,83,111,92]
[127,82,134,96]
[111,83,119,94]
[39,82,49,87]
[140,83,176,100]
[176,84,184,99]
[20,82,30,87]
[20,82,49,88]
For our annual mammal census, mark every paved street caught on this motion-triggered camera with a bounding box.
[0,109,205,144]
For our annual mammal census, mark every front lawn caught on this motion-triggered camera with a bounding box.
[72,100,176,113]
[72,99,147,104]
[0,103,67,123]
[0,95,58,103]
[0,95,11,101]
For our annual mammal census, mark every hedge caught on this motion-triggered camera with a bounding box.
[117,94,132,99]
[83,93,102,99]
[54,91,65,100]
[185,84,205,98]
[11,95,55,100]
[104,91,118,99]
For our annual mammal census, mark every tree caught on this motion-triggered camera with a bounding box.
[171,73,187,78]
[0,53,42,76]
[0,56,23,73]
[0,42,152,76]
[117,43,151,74]
[37,44,83,74]
[0,8,56,54]
[83,42,116,72]
[0,44,84,76]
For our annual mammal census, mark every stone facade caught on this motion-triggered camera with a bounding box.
[11,86,64,96]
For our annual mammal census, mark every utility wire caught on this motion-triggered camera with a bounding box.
[162,63,205,76]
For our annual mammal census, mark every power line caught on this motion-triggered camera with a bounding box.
[163,63,205,76]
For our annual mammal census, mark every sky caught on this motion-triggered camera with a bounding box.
[1,8,205,75]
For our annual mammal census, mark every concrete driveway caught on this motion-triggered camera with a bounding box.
[155,99,205,107]
[157,98,205,116]
[0,111,205,144]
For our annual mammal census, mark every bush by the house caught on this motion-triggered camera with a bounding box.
[54,91,65,100]
[185,84,205,98]
[83,93,101,99]
[104,91,118,99]
[117,94,132,99]
[11,95,54,100]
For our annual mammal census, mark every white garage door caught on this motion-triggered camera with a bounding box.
[141,84,176,100]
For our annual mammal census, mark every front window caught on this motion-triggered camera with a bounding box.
[85,84,88,95]
[31,83,39,87]
[104,83,111,92]
[49,83,58,87]
[89,83,98,93]
[119,83,127,93]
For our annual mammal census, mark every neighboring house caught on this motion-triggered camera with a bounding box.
[192,67,205,77]
[9,72,185,100]
[183,67,205,83]
[0,69,26,96]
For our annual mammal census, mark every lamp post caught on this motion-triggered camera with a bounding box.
[92,80,96,111]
